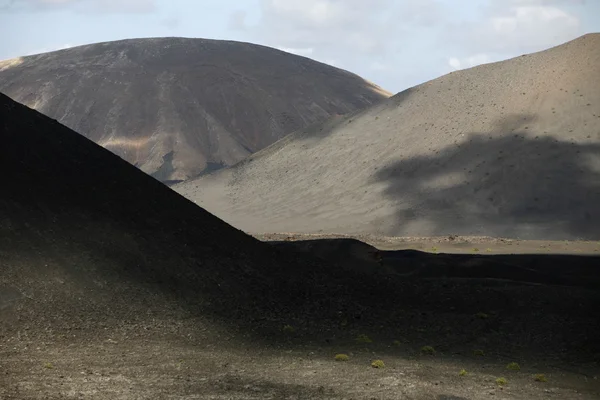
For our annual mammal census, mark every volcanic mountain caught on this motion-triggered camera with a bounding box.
[0,37,389,183]
[176,33,600,240]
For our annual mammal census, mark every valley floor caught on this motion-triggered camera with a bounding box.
[2,335,599,400]
[254,233,600,255]
[2,234,599,399]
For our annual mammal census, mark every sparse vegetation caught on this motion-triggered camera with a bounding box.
[282,324,295,334]
[473,349,485,356]
[393,340,402,346]
[459,369,468,376]
[506,362,521,371]
[431,246,438,253]
[496,377,507,386]
[43,362,53,369]
[534,374,547,382]
[355,334,372,344]
[474,312,489,319]
[421,345,436,355]
[371,359,385,368]
[335,354,349,362]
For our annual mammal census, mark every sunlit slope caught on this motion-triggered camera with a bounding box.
[176,34,600,240]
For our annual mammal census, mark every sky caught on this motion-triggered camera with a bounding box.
[0,0,599,93]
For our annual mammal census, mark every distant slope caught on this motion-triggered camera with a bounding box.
[176,34,600,240]
[0,37,389,183]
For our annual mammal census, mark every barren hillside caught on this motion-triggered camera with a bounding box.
[0,37,389,183]
[1,91,599,400]
[176,33,600,240]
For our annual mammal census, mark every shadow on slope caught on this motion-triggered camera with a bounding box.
[0,95,598,366]
[292,87,415,141]
[268,238,600,364]
[232,87,415,166]
[0,92,367,337]
[269,239,600,289]
[374,114,600,239]
[297,86,415,142]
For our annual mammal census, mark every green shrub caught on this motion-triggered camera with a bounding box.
[473,349,485,356]
[474,312,489,319]
[371,359,385,368]
[43,362,53,369]
[334,354,349,362]
[459,369,468,376]
[282,324,295,334]
[496,377,507,386]
[506,362,521,371]
[421,346,436,355]
[393,340,402,346]
[355,334,372,344]
[534,374,547,382]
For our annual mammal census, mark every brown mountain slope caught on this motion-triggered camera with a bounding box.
[176,33,600,240]
[0,37,389,183]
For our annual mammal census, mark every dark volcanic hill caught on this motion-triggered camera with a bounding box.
[0,90,338,329]
[0,89,381,349]
[0,37,389,183]
[2,89,419,344]
[176,33,600,240]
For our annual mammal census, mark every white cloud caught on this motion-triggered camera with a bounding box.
[243,0,442,88]
[160,16,179,30]
[451,2,582,54]
[255,0,423,57]
[447,53,493,71]
[370,61,391,71]
[2,0,155,13]
[276,47,314,56]
[228,10,247,30]
[229,0,591,93]
[25,43,75,55]
[448,57,461,70]
[442,0,583,79]
[264,0,359,27]
[501,0,585,5]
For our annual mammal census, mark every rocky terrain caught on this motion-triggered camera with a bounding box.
[1,90,599,399]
